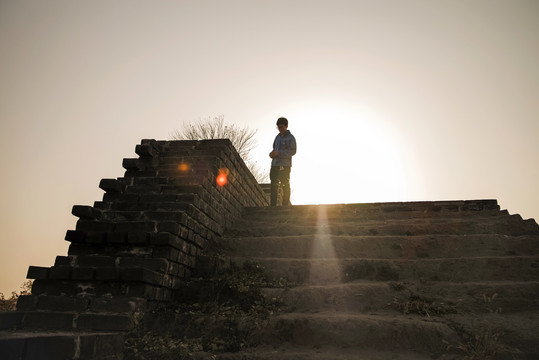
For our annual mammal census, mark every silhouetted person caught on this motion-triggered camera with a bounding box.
[269,117,297,206]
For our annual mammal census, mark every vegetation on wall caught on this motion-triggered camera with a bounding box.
[171,115,268,183]
[0,280,32,312]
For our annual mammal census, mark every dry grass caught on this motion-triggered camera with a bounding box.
[455,327,518,360]
[389,293,457,318]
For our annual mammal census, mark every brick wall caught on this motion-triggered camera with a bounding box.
[23,139,267,305]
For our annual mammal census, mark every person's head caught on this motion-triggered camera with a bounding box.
[276,117,288,135]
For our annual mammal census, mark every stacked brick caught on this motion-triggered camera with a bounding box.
[29,138,266,303]
[0,139,267,359]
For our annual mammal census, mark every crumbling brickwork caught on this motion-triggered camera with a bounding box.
[0,139,267,359]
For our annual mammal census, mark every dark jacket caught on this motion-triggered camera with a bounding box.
[271,130,297,167]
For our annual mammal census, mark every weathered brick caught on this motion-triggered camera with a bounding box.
[27,266,49,280]
[124,169,157,178]
[38,295,89,312]
[79,333,125,359]
[65,229,86,243]
[115,221,155,233]
[68,243,103,256]
[150,232,181,248]
[157,221,181,235]
[72,205,101,219]
[179,226,189,239]
[122,283,153,297]
[176,193,197,202]
[106,210,144,221]
[0,337,25,359]
[121,268,157,283]
[126,231,150,244]
[132,176,165,186]
[135,143,155,157]
[119,257,168,273]
[122,157,141,170]
[54,256,74,266]
[0,311,24,330]
[85,231,107,244]
[23,311,74,330]
[146,210,186,222]
[89,296,147,313]
[16,294,39,310]
[96,268,121,281]
[91,282,121,297]
[125,184,162,193]
[107,231,127,244]
[108,201,143,211]
[71,267,95,280]
[148,202,191,212]
[77,313,133,331]
[168,262,185,277]
[25,334,77,360]
[49,266,72,280]
[99,178,124,193]
[139,193,177,203]
[93,200,109,210]
[117,245,153,257]
[76,255,116,268]
[152,247,177,261]
[103,192,139,204]
[30,280,77,296]
[76,219,115,232]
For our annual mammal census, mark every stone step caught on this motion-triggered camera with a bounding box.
[443,312,539,357]
[0,331,124,360]
[28,278,173,300]
[263,281,539,314]
[27,264,183,289]
[231,256,539,284]
[217,346,436,360]
[240,208,510,225]
[0,310,135,332]
[224,234,539,259]
[216,311,539,360]
[242,201,505,220]
[15,294,147,314]
[228,216,539,237]
[246,312,459,355]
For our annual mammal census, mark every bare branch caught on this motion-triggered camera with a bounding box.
[171,115,263,180]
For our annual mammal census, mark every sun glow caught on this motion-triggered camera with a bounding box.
[287,102,409,205]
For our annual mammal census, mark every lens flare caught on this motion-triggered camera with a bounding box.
[216,168,229,186]
[216,173,227,186]
[178,162,190,172]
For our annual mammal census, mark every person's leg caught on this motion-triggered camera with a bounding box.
[280,167,291,206]
[269,166,279,206]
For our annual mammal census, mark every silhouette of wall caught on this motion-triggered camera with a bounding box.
[0,139,267,359]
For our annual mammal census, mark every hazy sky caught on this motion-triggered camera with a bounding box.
[1,0,538,295]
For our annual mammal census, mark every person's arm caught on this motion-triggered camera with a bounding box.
[269,136,278,158]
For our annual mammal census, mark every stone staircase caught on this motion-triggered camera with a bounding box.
[217,200,539,359]
[1,138,538,359]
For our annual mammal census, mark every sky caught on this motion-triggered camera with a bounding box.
[1,0,538,295]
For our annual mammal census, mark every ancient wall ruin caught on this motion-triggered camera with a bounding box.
[0,139,267,359]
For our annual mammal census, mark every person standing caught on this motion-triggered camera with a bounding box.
[269,117,297,206]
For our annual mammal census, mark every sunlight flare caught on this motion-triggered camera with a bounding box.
[308,205,342,285]
[287,102,408,205]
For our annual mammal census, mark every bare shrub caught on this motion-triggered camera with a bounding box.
[171,115,269,183]
[0,280,32,311]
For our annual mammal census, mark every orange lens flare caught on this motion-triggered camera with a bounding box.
[216,167,229,186]
[216,173,227,186]
[178,162,190,172]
